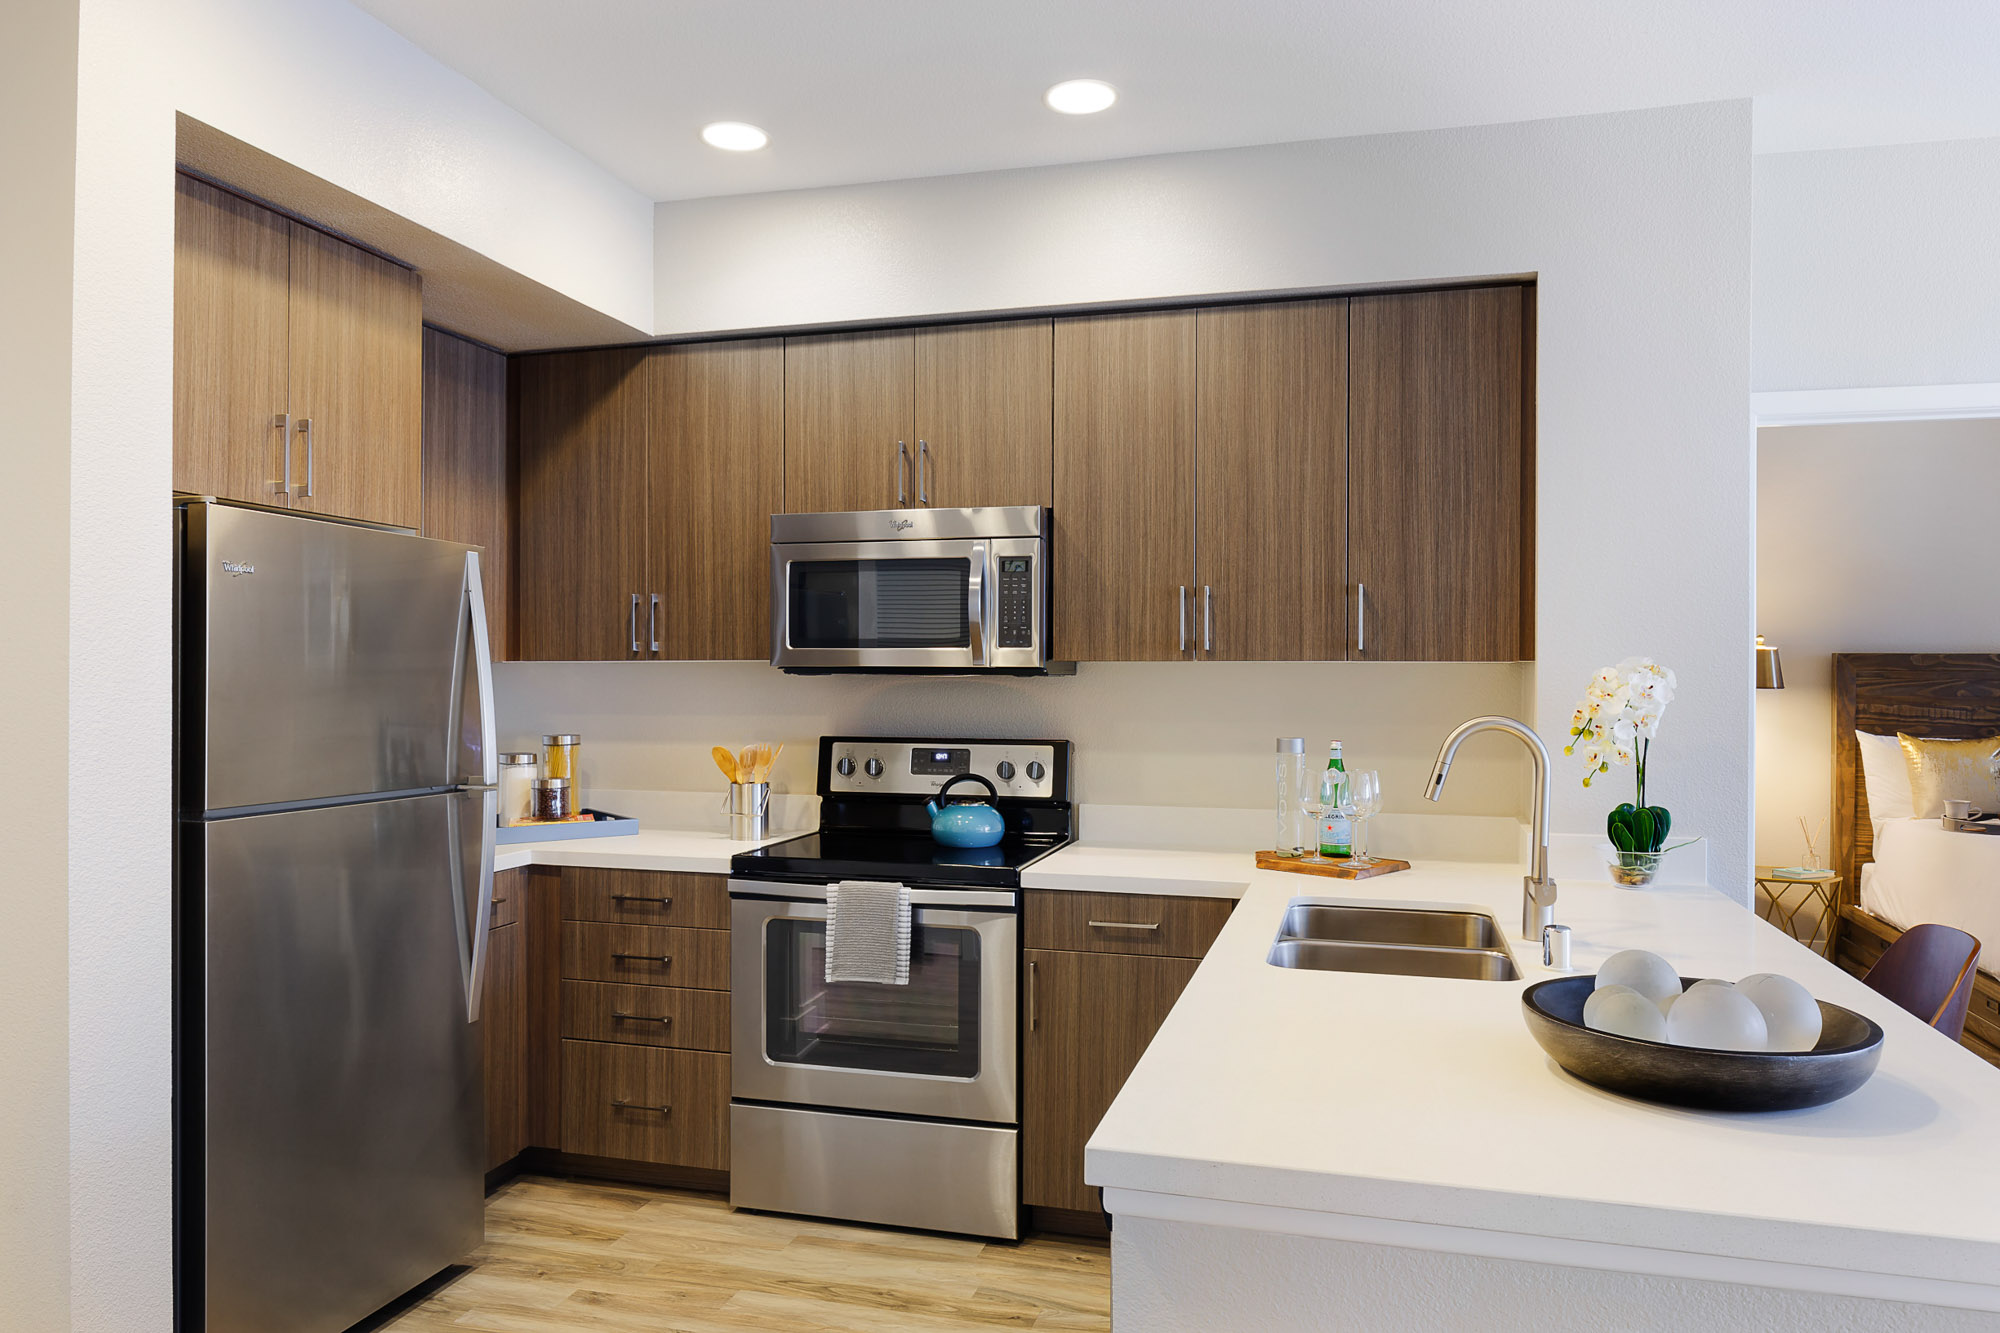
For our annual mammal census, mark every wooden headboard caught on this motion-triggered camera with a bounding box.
[1832,653,2000,905]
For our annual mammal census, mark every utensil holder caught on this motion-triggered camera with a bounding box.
[728,781,771,840]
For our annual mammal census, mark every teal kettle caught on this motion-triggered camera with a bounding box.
[927,774,1006,848]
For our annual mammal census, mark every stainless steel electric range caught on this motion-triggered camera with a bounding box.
[727,736,1075,1239]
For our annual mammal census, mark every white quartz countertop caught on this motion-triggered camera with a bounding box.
[492,826,795,874]
[1083,857,2000,1304]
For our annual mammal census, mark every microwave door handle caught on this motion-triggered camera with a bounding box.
[967,541,988,666]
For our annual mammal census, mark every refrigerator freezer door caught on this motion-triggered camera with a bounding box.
[197,793,483,1333]
[184,502,478,812]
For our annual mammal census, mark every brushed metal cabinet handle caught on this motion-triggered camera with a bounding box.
[1088,920,1161,931]
[273,413,292,499]
[917,439,931,505]
[294,417,315,498]
[649,592,661,653]
[610,1099,672,1115]
[611,953,672,965]
[1178,586,1188,654]
[1355,582,1366,656]
[610,895,674,907]
[490,898,507,907]
[1203,585,1213,653]
[1027,959,1037,1033]
[896,441,909,505]
[630,593,640,653]
[612,1011,673,1025]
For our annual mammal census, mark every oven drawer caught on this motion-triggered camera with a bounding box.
[562,922,731,990]
[563,868,729,929]
[1024,890,1234,958]
[561,981,730,1053]
[560,1041,728,1169]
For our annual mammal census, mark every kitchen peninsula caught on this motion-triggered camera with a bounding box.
[1078,860,2000,1331]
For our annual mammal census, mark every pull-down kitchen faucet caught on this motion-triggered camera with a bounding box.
[1426,716,1556,942]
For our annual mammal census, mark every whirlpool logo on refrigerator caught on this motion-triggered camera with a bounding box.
[221,560,256,577]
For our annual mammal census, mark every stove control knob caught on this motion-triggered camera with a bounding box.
[864,758,884,778]
[1026,760,1047,783]
[995,761,1016,781]
[836,756,855,777]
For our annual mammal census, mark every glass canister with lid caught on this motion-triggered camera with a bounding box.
[532,776,574,822]
[498,753,539,826]
[541,733,581,783]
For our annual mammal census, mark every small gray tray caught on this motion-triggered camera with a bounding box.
[495,809,638,845]
[1944,816,2000,835]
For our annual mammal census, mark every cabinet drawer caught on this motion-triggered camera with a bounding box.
[1024,890,1234,958]
[562,867,729,929]
[562,922,731,990]
[561,980,730,1053]
[559,1040,728,1170]
[488,866,525,930]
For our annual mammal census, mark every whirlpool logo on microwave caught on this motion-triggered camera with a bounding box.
[221,560,256,577]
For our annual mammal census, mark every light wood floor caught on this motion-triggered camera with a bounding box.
[375,1175,1110,1332]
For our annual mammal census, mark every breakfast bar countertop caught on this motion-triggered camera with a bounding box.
[1078,856,2000,1311]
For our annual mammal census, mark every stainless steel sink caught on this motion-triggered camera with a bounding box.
[1278,903,1506,951]
[1267,938,1520,981]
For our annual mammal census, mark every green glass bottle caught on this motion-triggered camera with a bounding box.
[1319,741,1352,857]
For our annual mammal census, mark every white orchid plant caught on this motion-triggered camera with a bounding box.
[1565,658,1683,858]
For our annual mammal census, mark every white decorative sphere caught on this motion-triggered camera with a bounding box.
[1737,972,1823,1052]
[1596,949,1683,1008]
[1583,986,1670,1042]
[1665,982,1769,1052]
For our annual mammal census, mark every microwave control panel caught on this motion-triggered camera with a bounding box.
[997,556,1036,648]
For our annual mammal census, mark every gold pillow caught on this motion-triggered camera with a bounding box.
[1898,733,2000,818]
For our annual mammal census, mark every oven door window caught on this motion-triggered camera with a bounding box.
[786,558,970,649]
[763,916,981,1079]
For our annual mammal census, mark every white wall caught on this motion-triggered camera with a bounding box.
[1754,419,2000,866]
[495,660,1532,826]
[66,0,659,1322]
[2,2,77,1326]
[648,102,1759,892]
[1754,138,2000,393]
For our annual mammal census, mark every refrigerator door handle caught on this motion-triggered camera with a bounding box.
[448,787,497,1023]
[459,551,498,788]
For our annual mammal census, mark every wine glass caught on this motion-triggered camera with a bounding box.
[1342,771,1382,868]
[1299,789,1329,865]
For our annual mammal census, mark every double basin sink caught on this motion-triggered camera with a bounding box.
[1267,902,1520,981]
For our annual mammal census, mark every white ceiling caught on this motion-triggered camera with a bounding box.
[355,0,2000,203]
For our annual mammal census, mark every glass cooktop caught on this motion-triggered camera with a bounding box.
[731,830,1070,889]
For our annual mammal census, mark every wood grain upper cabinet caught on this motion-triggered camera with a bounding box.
[1022,947,1200,1213]
[651,339,784,660]
[174,175,291,506]
[784,330,914,513]
[1348,286,1530,661]
[286,223,424,529]
[1053,310,1196,661]
[422,327,511,658]
[912,319,1053,510]
[173,172,423,529]
[1195,300,1349,661]
[515,349,653,660]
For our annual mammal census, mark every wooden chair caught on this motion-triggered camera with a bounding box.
[1862,923,1982,1040]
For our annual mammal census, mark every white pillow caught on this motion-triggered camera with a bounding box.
[1856,730,1915,825]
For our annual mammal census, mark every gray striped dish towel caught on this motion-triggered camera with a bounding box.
[825,880,912,985]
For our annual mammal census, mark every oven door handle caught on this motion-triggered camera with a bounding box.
[728,878,1016,910]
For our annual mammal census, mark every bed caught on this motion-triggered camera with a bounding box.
[1833,652,2000,1066]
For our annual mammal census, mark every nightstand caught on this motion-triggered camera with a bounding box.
[1754,866,1841,960]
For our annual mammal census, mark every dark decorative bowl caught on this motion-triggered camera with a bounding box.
[1521,975,1884,1112]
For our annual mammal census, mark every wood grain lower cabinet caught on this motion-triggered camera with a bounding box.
[561,867,731,929]
[561,922,731,991]
[1022,947,1201,1213]
[1053,310,1196,661]
[421,327,511,658]
[561,980,730,1052]
[482,869,531,1171]
[1348,286,1529,661]
[560,1041,729,1169]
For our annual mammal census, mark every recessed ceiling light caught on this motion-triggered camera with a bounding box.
[1045,79,1117,115]
[701,121,768,152]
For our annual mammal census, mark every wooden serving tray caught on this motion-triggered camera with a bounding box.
[1256,850,1411,880]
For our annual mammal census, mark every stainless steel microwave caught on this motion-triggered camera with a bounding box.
[770,507,1064,674]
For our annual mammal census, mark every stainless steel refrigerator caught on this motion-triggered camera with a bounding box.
[174,498,497,1333]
